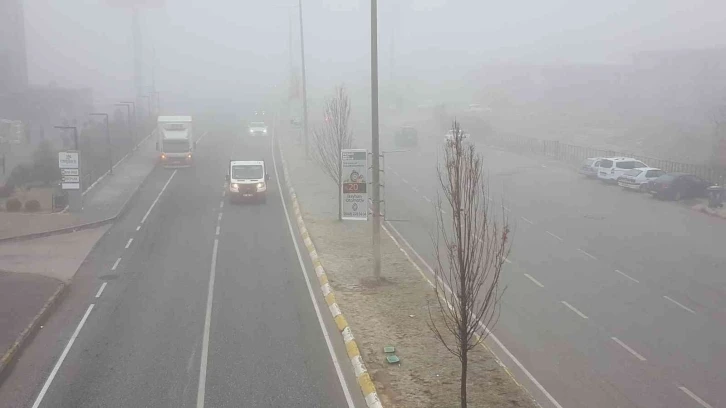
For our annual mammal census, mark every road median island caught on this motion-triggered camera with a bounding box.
[279,133,538,407]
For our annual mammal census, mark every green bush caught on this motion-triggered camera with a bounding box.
[24,199,41,212]
[6,198,22,212]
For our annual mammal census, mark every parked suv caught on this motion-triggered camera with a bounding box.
[597,157,648,182]
[579,157,602,178]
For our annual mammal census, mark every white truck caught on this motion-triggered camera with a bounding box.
[157,116,195,168]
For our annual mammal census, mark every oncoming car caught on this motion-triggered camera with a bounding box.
[248,122,268,136]
[226,160,270,203]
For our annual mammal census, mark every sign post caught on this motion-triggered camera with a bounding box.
[341,149,368,221]
[59,151,82,211]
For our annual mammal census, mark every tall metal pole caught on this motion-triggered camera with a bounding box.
[298,0,309,158]
[132,7,143,102]
[371,0,382,280]
[116,103,133,147]
[91,113,111,175]
[122,101,136,145]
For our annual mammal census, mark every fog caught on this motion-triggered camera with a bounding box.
[20,0,726,162]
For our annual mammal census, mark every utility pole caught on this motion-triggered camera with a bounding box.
[90,113,111,175]
[298,0,309,158]
[371,0,382,280]
[116,103,134,146]
[132,7,143,104]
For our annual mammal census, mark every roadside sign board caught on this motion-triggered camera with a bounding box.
[58,151,79,169]
[62,182,80,190]
[341,149,368,221]
[61,168,79,176]
[62,175,80,183]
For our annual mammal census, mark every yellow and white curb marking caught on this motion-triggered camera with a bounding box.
[279,148,383,408]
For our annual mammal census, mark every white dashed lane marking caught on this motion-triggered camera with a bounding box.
[663,296,696,314]
[546,231,563,242]
[561,301,589,319]
[615,269,640,283]
[521,217,534,225]
[94,282,107,298]
[611,337,646,361]
[504,258,512,264]
[524,273,544,288]
[423,196,432,203]
[111,257,121,271]
[136,226,141,231]
[678,386,714,408]
[578,248,598,260]
[125,238,133,249]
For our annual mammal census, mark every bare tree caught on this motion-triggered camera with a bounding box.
[311,85,353,220]
[428,121,511,408]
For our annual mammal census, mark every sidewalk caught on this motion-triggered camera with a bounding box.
[0,134,157,242]
[277,121,537,407]
[0,134,158,381]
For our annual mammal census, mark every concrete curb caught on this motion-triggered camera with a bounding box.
[692,203,726,220]
[0,283,66,383]
[0,133,156,245]
[277,145,383,408]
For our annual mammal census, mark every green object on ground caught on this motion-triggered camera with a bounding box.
[386,355,400,364]
[383,346,395,353]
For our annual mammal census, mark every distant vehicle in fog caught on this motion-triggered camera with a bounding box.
[597,157,648,182]
[648,173,712,201]
[579,158,602,178]
[618,167,666,190]
[394,126,418,148]
[248,122,268,136]
[465,104,492,114]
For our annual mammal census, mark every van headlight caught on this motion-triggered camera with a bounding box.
[263,129,267,133]
[256,182,266,192]
[230,183,239,192]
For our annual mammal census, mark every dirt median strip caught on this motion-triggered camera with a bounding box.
[278,132,539,407]
[0,283,66,383]
[279,147,383,408]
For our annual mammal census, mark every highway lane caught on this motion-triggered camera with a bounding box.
[10,126,361,408]
[381,135,724,408]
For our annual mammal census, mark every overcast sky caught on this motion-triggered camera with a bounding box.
[22,0,726,108]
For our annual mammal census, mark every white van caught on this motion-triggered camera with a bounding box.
[597,157,648,182]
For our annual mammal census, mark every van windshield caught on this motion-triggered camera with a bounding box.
[232,165,263,179]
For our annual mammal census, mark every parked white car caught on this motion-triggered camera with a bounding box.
[578,157,602,178]
[597,157,648,182]
[617,167,666,190]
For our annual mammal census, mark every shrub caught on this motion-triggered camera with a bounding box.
[24,199,41,212]
[0,184,14,198]
[6,198,22,212]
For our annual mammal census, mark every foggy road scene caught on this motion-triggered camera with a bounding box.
[1,1,726,408]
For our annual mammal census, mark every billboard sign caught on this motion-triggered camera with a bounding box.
[341,149,368,221]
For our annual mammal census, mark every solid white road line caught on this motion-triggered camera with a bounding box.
[546,231,563,242]
[383,221,563,408]
[95,282,107,298]
[663,296,696,314]
[196,238,219,408]
[611,337,646,361]
[524,273,545,288]
[111,257,121,271]
[125,238,133,249]
[521,217,534,225]
[615,269,640,283]
[271,133,356,407]
[561,301,589,319]
[141,170,177,224]
[678,386,714,408]
[578,248,597,260]
[31,304,95,408]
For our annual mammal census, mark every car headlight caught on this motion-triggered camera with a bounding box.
[256,182,266,192]
[263,129,267,133]
[249,129,254,133]
[230,183,239,192]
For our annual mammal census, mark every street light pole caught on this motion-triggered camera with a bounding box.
[120,101,136,146]
[298,0,309,159]
[90,113,111,175]
[55,126,79,151]
[371,0,382,280]
[115,103,133,147]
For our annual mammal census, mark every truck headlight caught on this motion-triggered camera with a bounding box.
[249,129,254,134]
[263,129,267,133]
[256,182,266,192]
[230,183,239,192]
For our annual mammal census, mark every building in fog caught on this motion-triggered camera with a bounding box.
[0,0,28,96]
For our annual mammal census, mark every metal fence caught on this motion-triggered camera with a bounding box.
[486,134,726,186]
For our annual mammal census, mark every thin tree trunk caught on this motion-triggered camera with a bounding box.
[461,344,468,408]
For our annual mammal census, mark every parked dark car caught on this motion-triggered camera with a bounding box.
[648,173,712,200]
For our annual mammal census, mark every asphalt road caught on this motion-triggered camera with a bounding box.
[0,124,363,407]
[382,132,725,408]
